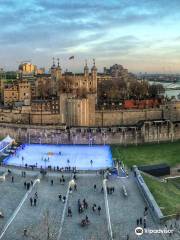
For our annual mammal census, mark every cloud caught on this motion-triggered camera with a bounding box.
[0,0,180,72]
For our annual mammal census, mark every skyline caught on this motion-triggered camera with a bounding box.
[0,0,180,73]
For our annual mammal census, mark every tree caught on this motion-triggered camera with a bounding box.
[149,84,165,98]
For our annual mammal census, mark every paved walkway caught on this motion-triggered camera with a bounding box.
[1,175,70,240]
[0,169,179,240]
[61,175,109,240]
[0,174,36,233]
[107,173,180,240]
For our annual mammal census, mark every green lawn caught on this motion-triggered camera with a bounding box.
[111,141,180,168]
[143,174,180,216]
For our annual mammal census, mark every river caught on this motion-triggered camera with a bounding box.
[148,81,180,99]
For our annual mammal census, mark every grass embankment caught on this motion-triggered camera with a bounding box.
[143,174,180,216]
[111,141,180,168]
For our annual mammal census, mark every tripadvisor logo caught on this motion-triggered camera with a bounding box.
[135,227,144,236]
[135,227,174,236]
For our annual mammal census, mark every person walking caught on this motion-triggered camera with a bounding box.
[30,197,33,206]
[92,204,96,212]
[67,207,72,217]
[34,192,38,199]
[23,229,28,236]
[62,196,66,203]
[137,219,139,226]
[58,194,62,201]
[34,198,37,206]
[27,182,30,190]
[51,179,53,186]
[62,178,65,184]
[143,220,146,229]
[94,184,96,192]
[98,206,101,215]
[69,186,72,194]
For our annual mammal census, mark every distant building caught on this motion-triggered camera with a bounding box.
[36,68,45,75]
[104,64,129,79]
[19,62,37,74]
[3,80,31,106]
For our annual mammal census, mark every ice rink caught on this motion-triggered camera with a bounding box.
[3,144,113,170]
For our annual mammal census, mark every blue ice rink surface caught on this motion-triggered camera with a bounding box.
[4,144,113,170]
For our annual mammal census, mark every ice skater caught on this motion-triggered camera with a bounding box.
[67,159,70,165]
[90,160,93,167]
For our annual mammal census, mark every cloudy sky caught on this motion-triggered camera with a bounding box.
[0,0,180,73]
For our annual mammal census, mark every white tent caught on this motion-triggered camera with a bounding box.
[0,135,15,153]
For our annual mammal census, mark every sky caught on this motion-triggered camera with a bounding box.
[0,0,180,73]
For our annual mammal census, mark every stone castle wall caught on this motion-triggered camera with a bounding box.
[95,109,163,126]
[0,102,179,128]
[0,120,179,145]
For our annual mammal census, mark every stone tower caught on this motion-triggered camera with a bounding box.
[50,57,57,96]
[50,58,62,96]
[55,58,62,83]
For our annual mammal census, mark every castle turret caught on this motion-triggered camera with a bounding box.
[84,60,89,77]
[50,57,62,96]
[56,58,62,79]
[91,59,97,93]
[50,57,57,95]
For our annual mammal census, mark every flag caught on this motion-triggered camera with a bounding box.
[69,56,74,60]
